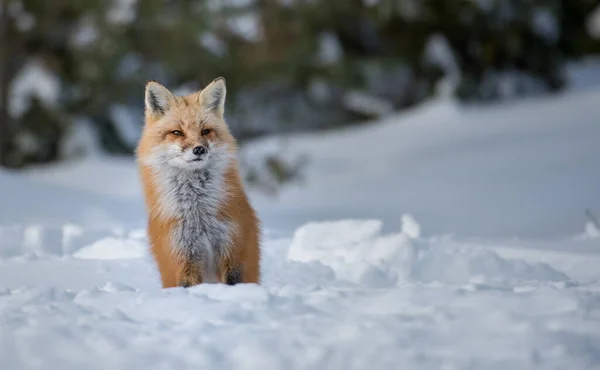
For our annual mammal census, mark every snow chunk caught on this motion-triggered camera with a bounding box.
[107,0,138,25]
[580,221,600,240]
[315,32,343,65]
[73,236,147,260]
[288,218,570,287]
[8,1,35,31]
[59,117,103,159]
[207,0,255,12]
[226,12,262,43]
[579,210,600,239]
[288,219,383,263]
[108,104,142,148]
[532,8,559,43]
[424,33,458,75]
[423,33,460,98]
[401,214,420,239]
[585,222,600,238]
[16,12,35,32]
[9,59,60,118]
[239,136,307,195]
[342,90,394,117]
[71,16,98,48]
[199,33,227,56]
[587,5,600,39]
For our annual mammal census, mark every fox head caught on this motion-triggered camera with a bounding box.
[136,77,236,171]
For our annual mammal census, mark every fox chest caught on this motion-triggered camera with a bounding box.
[172,208,230,258]
[158,173,231,259]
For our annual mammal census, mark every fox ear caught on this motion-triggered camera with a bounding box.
[199,77,226,117]
[145,81,174,116]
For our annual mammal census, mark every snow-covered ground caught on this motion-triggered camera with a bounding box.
[1,83,600,369]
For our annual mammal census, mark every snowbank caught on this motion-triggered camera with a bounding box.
[0,216,598,370]
[288,217,569,288]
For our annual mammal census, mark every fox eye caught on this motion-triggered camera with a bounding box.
[201,128,211,136]
[171,130,183,136]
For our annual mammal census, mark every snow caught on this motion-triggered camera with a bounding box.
[71,16,98,48]
[341,89,394,117]
[108,104,143,148]
[423,33,460,97]
[199,32,228,57]
[288,217,569,288]
[7,1,35,32]
[2,77,600,368]
[59,117,103,159]
[106,0,138,25]
[565,57,600,92]
[225,12,263,43]
[315,31,343,65]
[206,0,256,12]
[239,137,307,196]
[9,59,61,118]
[584,222,600,239]
[531,7,559,43]
[586,5,600,39]
[0,219,599,369]
[423,33,458,76]
[72,234,147,260]
[250,89,600,239]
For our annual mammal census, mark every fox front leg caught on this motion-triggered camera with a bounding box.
[177,259,203,288]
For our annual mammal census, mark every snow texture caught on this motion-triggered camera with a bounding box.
[1,74,600,369]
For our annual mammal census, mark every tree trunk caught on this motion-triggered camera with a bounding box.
[0,0,10,166]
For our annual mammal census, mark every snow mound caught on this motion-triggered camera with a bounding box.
[288,216,570,287]
[0,226,147,259]
[73,234,147,260]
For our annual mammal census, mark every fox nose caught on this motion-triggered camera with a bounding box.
[193,146,207,156]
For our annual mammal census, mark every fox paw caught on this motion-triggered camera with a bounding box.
[226,267,242,285]
[178,278,199,288]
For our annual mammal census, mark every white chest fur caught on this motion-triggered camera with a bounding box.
[153,167,232,283]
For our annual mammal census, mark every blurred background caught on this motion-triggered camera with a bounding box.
[1,0,600,185]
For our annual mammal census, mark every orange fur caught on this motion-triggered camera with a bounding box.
[135,78,260,288]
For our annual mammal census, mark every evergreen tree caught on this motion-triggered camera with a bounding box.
[1,0,599,169]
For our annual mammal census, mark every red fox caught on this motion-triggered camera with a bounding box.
[135,77,260,288]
